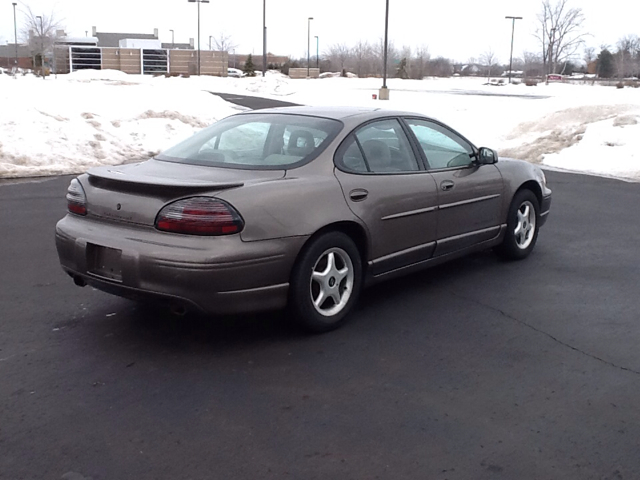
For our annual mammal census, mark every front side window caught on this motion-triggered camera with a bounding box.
[405,118,474,169]
[157,114,342,169]
[336,119,420,173]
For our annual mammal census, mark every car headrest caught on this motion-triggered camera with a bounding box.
[361,139,392,171]
[288,130,315,157]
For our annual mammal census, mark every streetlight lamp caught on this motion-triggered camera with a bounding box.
[262,0,267,76]
[505,16,522,84]
[170,29,174,49]
[379,0,390,100]
[307,17,313,77]
[315,35,319,69]
[187,0,209,76]
[12,2,18,70]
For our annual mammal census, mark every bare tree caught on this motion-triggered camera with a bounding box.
[583,46,596,65]
[300,38,456,80]
[352,40,373,77]
[480,49,498,80]
[632,39,640,78]
[581,46,596,77]
[212,33,237,53]
[325,43,350,74]
[534,0,588,75]
[21,4,64,74]
[412,45,430,79]
[523,51,544,77]
[428,57,453,77]
[615,35,640,78]
[373,38,398,78]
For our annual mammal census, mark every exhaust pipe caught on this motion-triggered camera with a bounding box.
[73,275,87,287]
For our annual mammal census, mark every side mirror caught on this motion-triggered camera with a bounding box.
[477,147,498,165]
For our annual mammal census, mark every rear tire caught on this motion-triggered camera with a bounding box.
[496,189,540,260]
[288,232,362,333]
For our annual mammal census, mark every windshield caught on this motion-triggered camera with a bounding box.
[157,113,343,169]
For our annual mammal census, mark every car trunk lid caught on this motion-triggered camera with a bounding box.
[83,159,284,227]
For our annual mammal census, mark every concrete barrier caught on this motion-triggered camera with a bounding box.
[289,68,320,79]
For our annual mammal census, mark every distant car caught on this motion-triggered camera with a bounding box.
[56,106,551,332]
[227,68,244,78]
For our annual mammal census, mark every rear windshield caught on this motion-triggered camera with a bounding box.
[156,113,343,169]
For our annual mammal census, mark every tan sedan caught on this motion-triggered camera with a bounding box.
[56,106,551,332]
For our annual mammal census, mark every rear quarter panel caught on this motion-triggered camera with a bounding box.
[216,173,363,242]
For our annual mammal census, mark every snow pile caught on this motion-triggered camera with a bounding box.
[243,71,295,96]
[1,71,639,181]
[0,71,242,177]
[542,112,640,179]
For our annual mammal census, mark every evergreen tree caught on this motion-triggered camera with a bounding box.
[396,58,409,79]
[596,49,615,78]
[243,54,256,77]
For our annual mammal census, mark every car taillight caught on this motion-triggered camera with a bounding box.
[155,197,244,236]
[66,178,87,215]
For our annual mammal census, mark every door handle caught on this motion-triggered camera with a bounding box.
[349,189,369,202]
[441,180,455,191]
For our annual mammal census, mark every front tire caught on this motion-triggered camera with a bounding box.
[289,232,362,333]
[496,189,540,260]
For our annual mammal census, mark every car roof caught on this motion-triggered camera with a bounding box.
[239,105,434,122]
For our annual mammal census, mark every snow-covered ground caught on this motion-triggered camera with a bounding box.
[1,69,639,181]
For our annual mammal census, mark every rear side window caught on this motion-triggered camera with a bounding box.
[157,114,342,169]
[336,135,368,172]
[335,119,420,173]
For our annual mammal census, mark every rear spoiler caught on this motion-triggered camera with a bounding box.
[87,167,244,190]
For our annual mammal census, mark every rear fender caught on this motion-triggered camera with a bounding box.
[217,174,364,242]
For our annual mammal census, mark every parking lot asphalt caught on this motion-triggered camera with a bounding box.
[1,167,639,480]
[208,91,299,110]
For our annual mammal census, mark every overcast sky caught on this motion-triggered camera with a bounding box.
[1,0,637,63]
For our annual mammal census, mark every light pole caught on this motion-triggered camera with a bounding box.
[36,15,44,78]
[262,0,267,76]
[379,0,390,99]
[307,17,313,77]
[315,35,319,69]
[505,16,522,84]
[170,29,174,49]
[209,35,212,51]
[187,0,209,75]
[12,2,18,69]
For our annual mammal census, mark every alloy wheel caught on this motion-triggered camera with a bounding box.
[514,200,536,250]
[309,247,355,317]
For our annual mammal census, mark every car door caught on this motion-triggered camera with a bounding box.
[334,118,439,275]
[403,117,504,257]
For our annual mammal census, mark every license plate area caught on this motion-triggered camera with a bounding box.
[87,244,123,282]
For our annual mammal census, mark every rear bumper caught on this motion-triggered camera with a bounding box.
[56,214,308,315]
[539,194,552,227]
